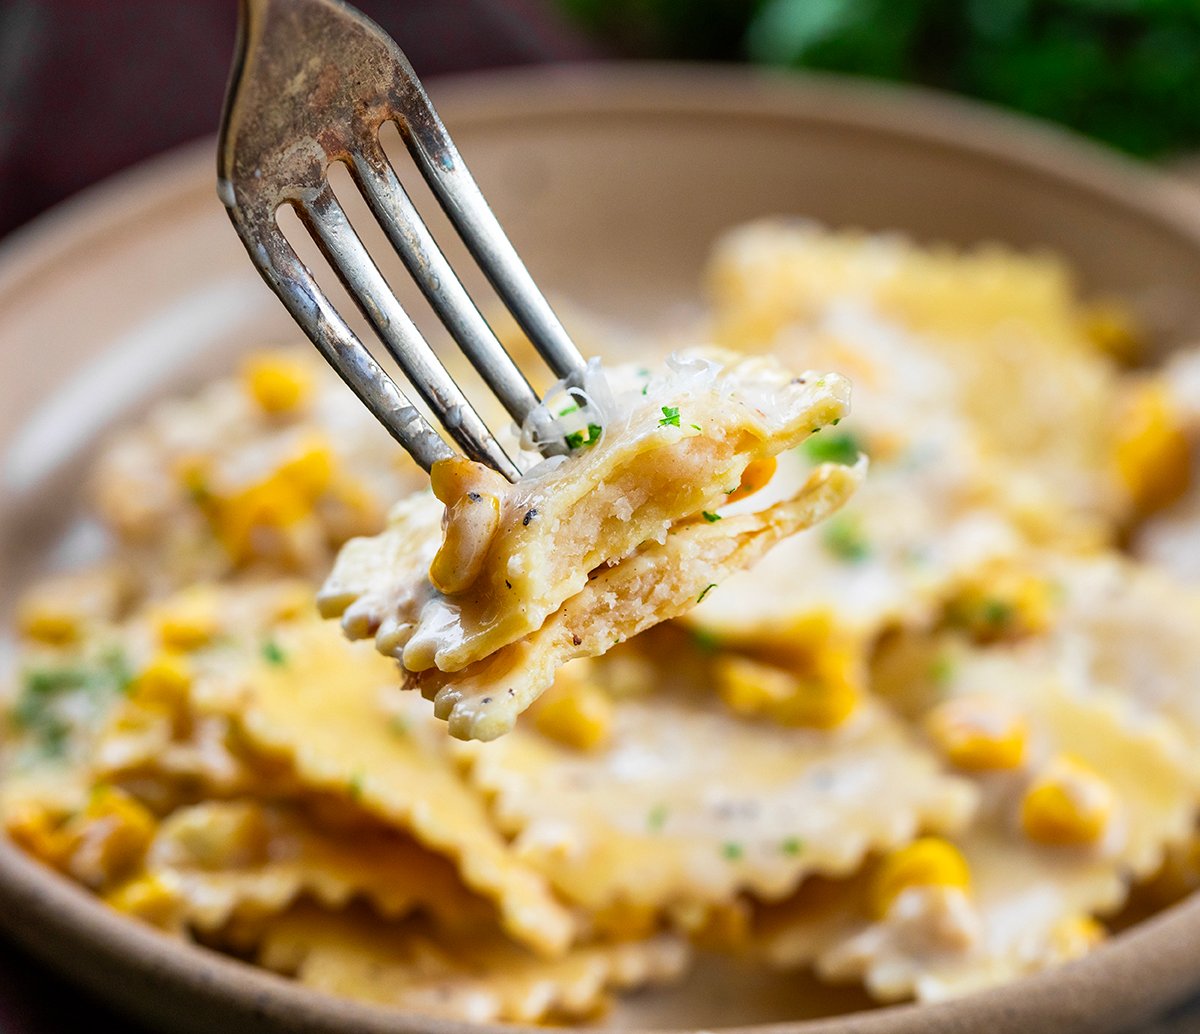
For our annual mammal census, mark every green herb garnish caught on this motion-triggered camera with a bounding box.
[702,511,722,523]
[721,841,744,861]
[697,583,718,603]
[261,639,288,666]
[558,402,579,417]
[690,628,722,654]
[565,422,603,450]
[781,837,805,856]
[658,405,681,428]
[647,804,669,832]
[822,516,871,563]
[802,430,863,466]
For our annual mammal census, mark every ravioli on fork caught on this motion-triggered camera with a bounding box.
[319,349,861,740]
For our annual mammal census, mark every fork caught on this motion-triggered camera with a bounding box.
[217,0,586,482]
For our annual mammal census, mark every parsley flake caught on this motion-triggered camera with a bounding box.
[803,430,863,466]
[702,511,722,523]
[658,406,681,428]
[647,804,669,832]
[565,423,603,450]
[721,841,744,860]
[822,517,871,563]
[781,837,805,856]
[261,640,287,666]
[697,583,718,603]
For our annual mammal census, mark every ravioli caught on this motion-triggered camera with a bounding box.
[258,905,690,1024]
[115,801,488,938]
[188,616,576,956]
[410,461,863,741]
[320,349,855,739]
[757,645,1194,1002]
[456,657,974,918]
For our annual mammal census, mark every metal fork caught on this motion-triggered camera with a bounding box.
[217,0,586,481]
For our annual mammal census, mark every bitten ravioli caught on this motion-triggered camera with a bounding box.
[320,349,857,739]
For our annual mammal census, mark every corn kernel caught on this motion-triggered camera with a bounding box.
[105,874,181,928]
[925,698,1028,771]
[944,564,1058,643]
[16,604,79,646]
[870,837,971,920]
[62,785,158,888]
[725,455,778,504]
[534,671,614,751]
[130,652,192,708]
[5,803,71,867]
[153,589,219,651]
[1020,756,1115,847]
[715,654,859,730]
[1114,380,1191,516]
[242,353,314,414]
[276,438,335,497]
[1081,301,1143,364]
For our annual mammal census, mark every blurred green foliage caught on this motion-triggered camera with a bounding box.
[556,0,1200,157]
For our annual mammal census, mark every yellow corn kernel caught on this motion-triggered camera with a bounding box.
[130,652,192,708]
[869,837,971,920]
[1081,301,1143,363]
[1020,756,1115,847]
[944,565,1058,643]
[1048,914,1105,959]
[105,874,181,928]
[153,589,219,651]
[16,603,79,646]
[725,455,778,505]
[715,654,859,730]
[5,803,71,867]
[535,672,614,752]
[63,785,158,888]
[276,437,335,497]
[429,487,502,595]
[242,353,314,414]
[1114,380,1191,516]
[925,698,1029,771]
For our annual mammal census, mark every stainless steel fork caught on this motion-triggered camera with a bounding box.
[217,0,585,481]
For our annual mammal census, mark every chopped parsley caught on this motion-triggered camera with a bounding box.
[690,628,722,654]
[261,639,288,666]
[647,804,669,832]
[697,583,718,603]
[658,405,681,428]
[781,837,805,856]
[702,511,722,523]
[981,598,1015,628]
[388,715,410,737]
[690,423,702,432]
[721,841,744,861]
[12,649,132,762]
[802,430,863,466]
[822,517,871,563]
[564,423,603,450]
[558,403,579,417]
[928,653,956,688]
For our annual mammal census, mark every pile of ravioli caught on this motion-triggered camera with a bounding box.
[6,221,1200,1023]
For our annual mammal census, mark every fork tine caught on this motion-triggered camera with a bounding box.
[295,184,522,481]
[230,211,456,473]
[389,72,587,381]
[350,145,548,434]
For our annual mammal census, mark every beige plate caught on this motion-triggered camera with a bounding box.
[3,64,1200,1034]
